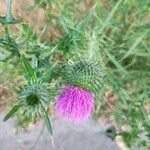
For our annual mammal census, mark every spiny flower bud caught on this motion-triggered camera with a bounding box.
[55,86,94,123]
[19,81,50,119]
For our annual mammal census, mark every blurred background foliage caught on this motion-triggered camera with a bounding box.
[0,0,150,149]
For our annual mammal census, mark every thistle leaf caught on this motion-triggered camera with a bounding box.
[3,104,21,122]
[21,55,37,81]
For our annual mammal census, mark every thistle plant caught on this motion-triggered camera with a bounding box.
[3,55,53,136]
[1,0,150,149]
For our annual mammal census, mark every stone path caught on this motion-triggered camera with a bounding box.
[0,113,119,150]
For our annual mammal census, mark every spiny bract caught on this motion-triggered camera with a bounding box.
[63,59,105,93]
[19,81,50,119]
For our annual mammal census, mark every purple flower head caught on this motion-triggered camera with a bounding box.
[55,85,94,123]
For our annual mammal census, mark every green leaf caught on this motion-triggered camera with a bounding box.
[39,45,58,60]
[76,9,93,33]
[3,104,21,122]
[103,49,128,74]
[21,54,37,81]
[43,111,53,136]
[121,30,148,60]
[100,0,123,33]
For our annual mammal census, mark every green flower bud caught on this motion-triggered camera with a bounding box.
[19,81,50,119]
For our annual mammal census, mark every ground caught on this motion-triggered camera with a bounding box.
[0,113,119,150]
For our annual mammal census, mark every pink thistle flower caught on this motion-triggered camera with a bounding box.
[55,85,94,123]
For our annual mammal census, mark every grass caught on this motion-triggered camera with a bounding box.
[0,0,150,149]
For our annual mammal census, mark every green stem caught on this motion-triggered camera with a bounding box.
[5,0,13,22]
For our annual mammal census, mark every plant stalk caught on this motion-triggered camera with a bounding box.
[5,0,13,22]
